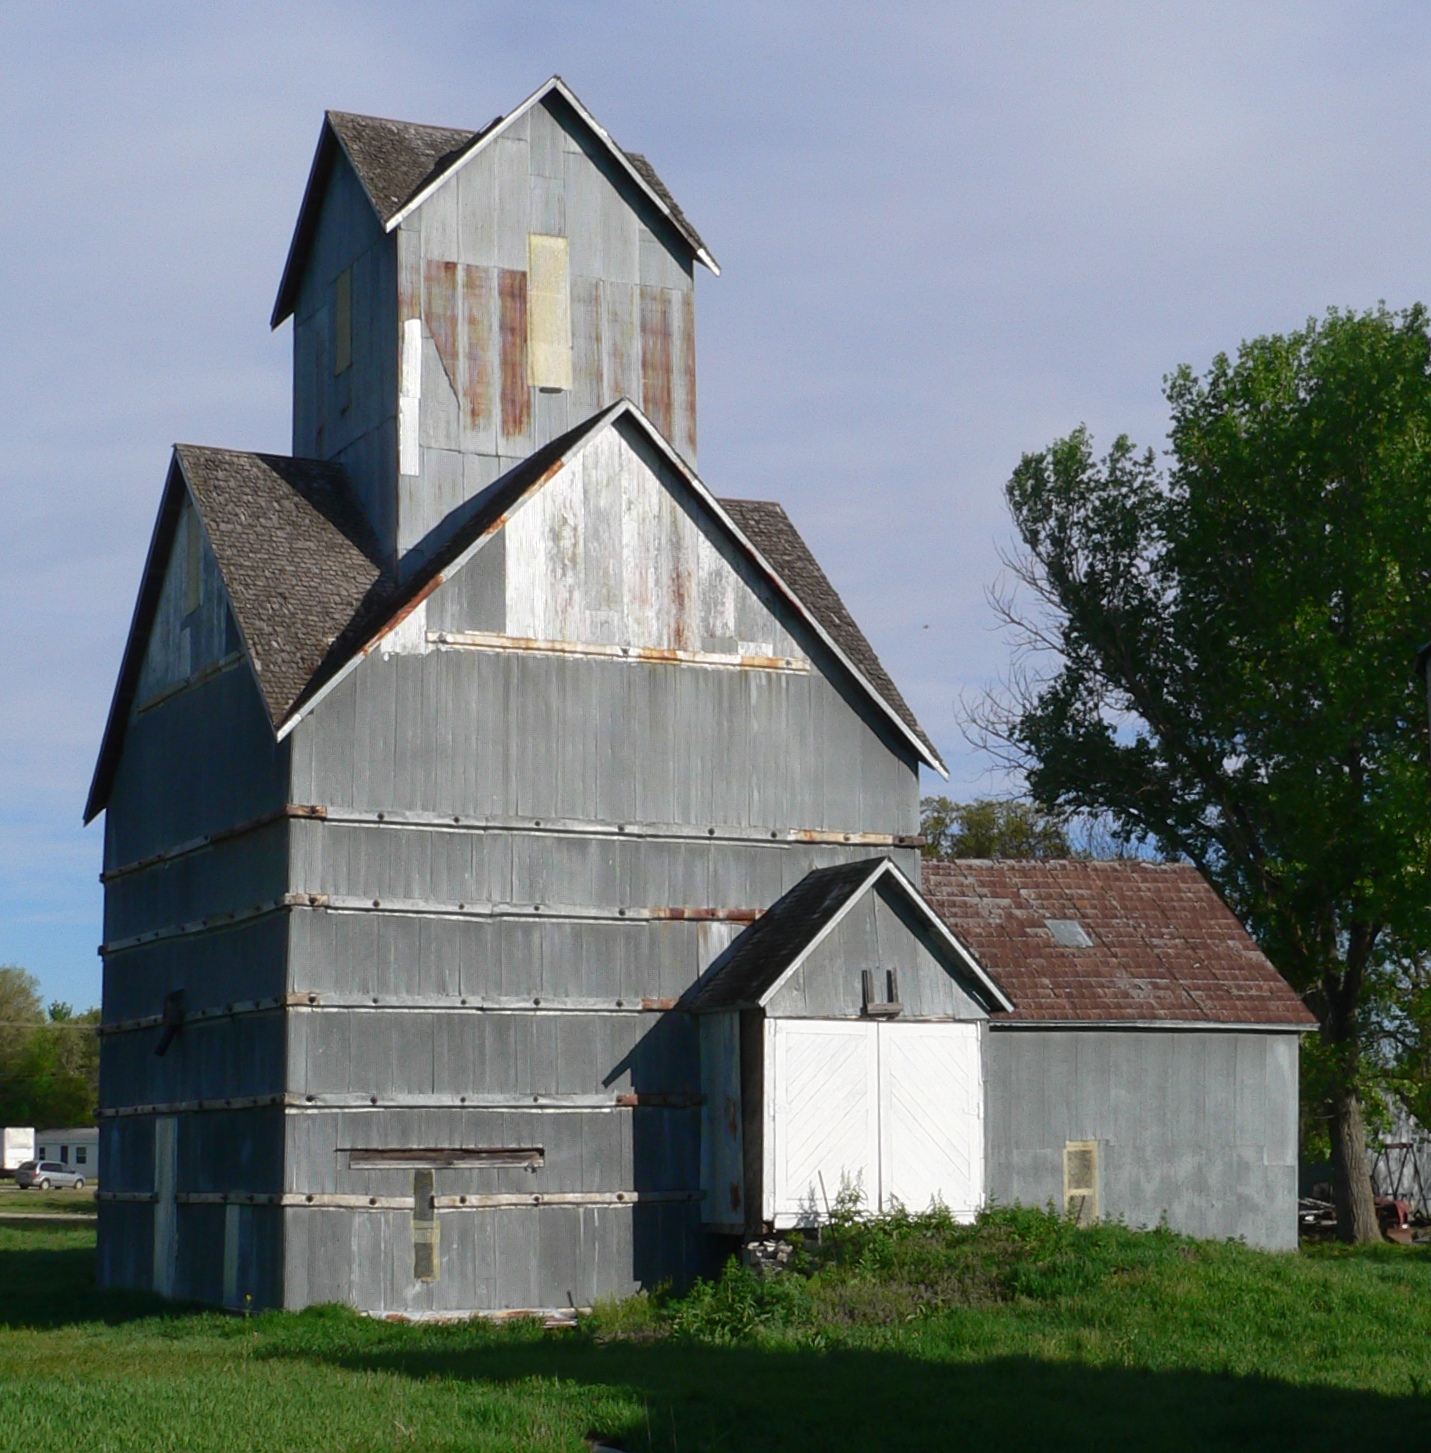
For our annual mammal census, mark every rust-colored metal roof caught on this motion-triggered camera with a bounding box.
[921,859,1315,1028]
[689,856,1012,1013]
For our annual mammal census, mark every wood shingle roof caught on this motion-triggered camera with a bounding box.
[721,499,938,766]
[87,407,943,816]
[273,80,715,327]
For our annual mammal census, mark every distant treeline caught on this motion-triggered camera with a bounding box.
[0,967,99,1129]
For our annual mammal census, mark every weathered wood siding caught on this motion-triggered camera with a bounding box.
[97,527,292,1304]
[271,416,919,1310]
[133,498,237,709]
[396,96,697,567]
[291,150,399,557]
[765,886,988,1021]
[985,1027,1300,1250]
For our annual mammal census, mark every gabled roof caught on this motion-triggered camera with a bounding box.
[87,401,945,820]
[272,76,717,328]
[689,857,1013,1013]
[277,399,947,773]
[720,500,936,767]
[922,859,1316,1029]
[84,448,387,822]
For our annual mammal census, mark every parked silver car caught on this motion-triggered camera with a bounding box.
[14,1160,86,1190]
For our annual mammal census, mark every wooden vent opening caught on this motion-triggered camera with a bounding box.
[346,1147,544,1170]
[1064,1140,1098,1226]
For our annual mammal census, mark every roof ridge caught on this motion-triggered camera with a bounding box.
[276,79,718,325]
[325,107,481,137]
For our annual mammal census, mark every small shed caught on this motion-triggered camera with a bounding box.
[690,858,1011,1233]
[923,860,1316,1250]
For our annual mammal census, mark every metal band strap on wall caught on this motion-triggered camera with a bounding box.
[97,1189,702,1209]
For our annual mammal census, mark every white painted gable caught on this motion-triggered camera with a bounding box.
[415,420,806,666]
[502,426,799,658]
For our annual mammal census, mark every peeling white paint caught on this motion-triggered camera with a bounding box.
[399,317,422,476]
[501,427,802,661]
[380,598,429,656]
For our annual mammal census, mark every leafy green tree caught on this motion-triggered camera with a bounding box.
[0,967,99,1130]
[920,796,1072,860]
[984,305,1431,1242]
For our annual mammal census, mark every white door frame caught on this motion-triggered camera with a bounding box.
[763,1018,984,1227]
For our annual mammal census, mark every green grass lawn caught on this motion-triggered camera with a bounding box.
[0,1210,1428,1452]
[0,1186,96,1216]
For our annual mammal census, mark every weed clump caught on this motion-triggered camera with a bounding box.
[585,1203,1206,1344]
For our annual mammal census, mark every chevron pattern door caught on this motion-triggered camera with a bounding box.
[768,1019,879,1222]
[766,1019,983,1225]
[878,1021,983,1219]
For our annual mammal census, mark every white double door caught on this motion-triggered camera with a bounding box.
[766,1018,983,1225]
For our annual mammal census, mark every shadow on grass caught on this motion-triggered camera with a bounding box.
[0,1234,202,1329]
[281,1333,1431,1452]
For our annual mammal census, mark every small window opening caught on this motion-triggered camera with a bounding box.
[75,1146,87,1164]
[1064,1140,1099,1226]
[526,234,571,390]
[1046,919,1093,949]
[333,266,352,375]
[412,1169,437,1282]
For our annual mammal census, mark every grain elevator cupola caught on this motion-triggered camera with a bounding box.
[270,76,718,577]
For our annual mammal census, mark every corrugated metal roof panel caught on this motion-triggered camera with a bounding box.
[922,858,1315,1027]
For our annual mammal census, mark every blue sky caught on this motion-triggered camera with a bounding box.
[3,1,1430,1009]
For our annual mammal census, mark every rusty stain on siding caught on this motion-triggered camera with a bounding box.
[577,276,604,408]
[461,264,493,432]
[361,572,445,658]
[604,284,633,404]
[499,268,530,439]
[398,255,421,327]
[649,907,762,923]
[423,260,460,397]
[639,285,673,440]
[667,497,693,650]
[679,288,696,456]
